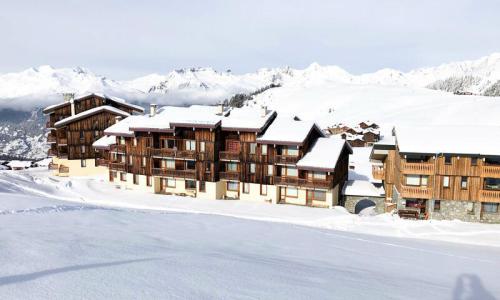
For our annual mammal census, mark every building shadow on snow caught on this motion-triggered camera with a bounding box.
[452,274,496,300]
[0,258,158,286]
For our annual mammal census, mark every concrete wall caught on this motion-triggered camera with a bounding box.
[52,158,108,177]
[109,172,155,193]
[239,183,273,203]
[344,195,385,214]
[197,181,225,200]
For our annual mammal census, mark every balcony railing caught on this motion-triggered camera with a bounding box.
[273,176,331,189]
[110,144,126,153]
[197,152,215,161]
[372,165,385,180]
[47,135,57,143]
[109,162,126,171]
[401,162,435,175]
[220,171,240,181]
[401,185,433,199]
[481,165,500,179]
[148,148,196,160]
[479,190,500,203]
[96,158,109,167]
[152,168,196,179]
[58,138,68,145]
[219,151,241,161]
[244,153,259,163]
[59,165,69,173]
[273,155,299,164]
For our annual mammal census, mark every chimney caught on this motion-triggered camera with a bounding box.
[217,102,224,115]
[261,105,268,117]
[63,93,75,102]
[115,116,122,124]
[150,103,157,117]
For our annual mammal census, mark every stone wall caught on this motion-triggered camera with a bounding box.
[344,195,385,214]
[429,199,500,223]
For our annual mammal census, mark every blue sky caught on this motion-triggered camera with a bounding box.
[1,0,499,79]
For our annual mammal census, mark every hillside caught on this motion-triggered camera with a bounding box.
[0,53,499,159]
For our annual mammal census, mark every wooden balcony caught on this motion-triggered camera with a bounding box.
[47,149,57,157]
[46,121,55,128]
[149,148,196,159]
[372,165,385,180]
[152,168,196,179]
[96,158,109,167]
[110,144,126,153]
[481,165,500,179]
[273,155,299,164]
[400,185,433,199]
[47,135,57,143]
[58,138,68,145]
[197,152,215,161]
[479,190,500,203]
[244,154,259,163]
[109,162,126,171]
[220,151,241,161]
[273,176,331,188]
[59,165,69,173]
[220,171,240,181]
[401,162,435,175]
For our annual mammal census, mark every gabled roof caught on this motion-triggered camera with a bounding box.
[221,107,277,133]
[54,106,130,127]
[296,138,352,172]
[43,93,144,114]
[257,117,325,146]
[92,135,117,150]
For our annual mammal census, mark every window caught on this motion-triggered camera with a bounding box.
[120,155,126,163]
[267,165,274,176]
[165,139,175,149]
[482,202,499,213]
[434,200,441,212]
[461,177,468,189]
[443,176,450,188]
[128,155,133,165]
[286,187,298,197]
[81,160,86,167]
[471,157,478,166]
[243,182,250,194]
[120,137,125,145]
[308,190,326,201]
[467,202,475,214]
[285,146,299,156]
[186,160,196,170]
[199,181,206,192]
[142,157,147,167]
[199,141,205,152]
[260,184,267,195]
[166,178,176,188]
[227,181,239,191]
[226,140,240,152]
[312,172,326,180]
[111,171,117,179]
[261,144,267,155]
[133,138,137,146]
[185,180,196,190]
[81,145,86,154]
[249,163,256,174]
[133,174,139,185]
[205,162,211,172]
[406,175,428,186]
[94,130,99,138]
[165,159,175,169]
[146,176,152,187]
[227,162,238,172]
[80,131,84,140]
[185,140,196,151]
[444,155,452,164]
[249,143,257,154]
[286,167,298,177]
[120,172,126,182]
[484,178,500,190]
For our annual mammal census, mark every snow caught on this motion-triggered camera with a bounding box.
[343,180,384,197]
[6,160,32,169]
[221,106,276,132]
[296,138,350,171]
[54,106,130,127]
[0,169,500,299]
[257,117,323,144]
[396,125,500,156]
[104,115,148,136]
[92,135,117,150]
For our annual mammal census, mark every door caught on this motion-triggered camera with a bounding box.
[279,187,286,203]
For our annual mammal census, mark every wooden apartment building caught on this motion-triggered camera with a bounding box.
[370,126,500,223]
[43,93,144,176]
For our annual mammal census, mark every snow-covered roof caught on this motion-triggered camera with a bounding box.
[104,115,150,136]
[7,160,32,168]
[257,117,324,145]
[363,128,380,134]
[221,107,276,132]
[43,93,144,114]
[396,125,500,156]
[54,106,130,127]
[92,135,117,150]
[342,180,384,197]
[342,133,365,141]
[296,138,352,171]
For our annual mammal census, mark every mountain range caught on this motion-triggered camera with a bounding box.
[1,53,499,159]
